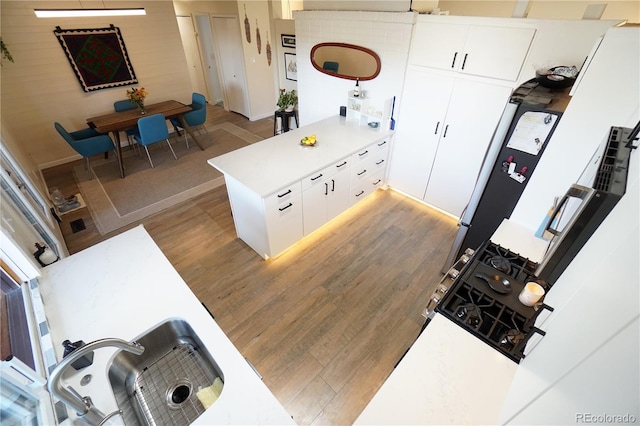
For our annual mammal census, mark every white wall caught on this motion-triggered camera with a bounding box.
[293,10,416,126]
[236,1,278,120]
[274,18,297,94]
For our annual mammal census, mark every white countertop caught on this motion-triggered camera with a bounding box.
[39,225,294,425]
[491,218,550,263]
[207,115,391,197]
[355,314,518,425]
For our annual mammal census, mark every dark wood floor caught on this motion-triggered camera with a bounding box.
[41,105,458,425]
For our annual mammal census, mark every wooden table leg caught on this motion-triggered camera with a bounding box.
[112,131,125,178]
[177,116,205,151]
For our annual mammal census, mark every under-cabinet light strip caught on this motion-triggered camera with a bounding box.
[34,8,146,18]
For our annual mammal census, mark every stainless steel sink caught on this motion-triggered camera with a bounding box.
[107,319,224,425]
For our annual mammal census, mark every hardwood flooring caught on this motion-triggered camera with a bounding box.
[41,105,458,425]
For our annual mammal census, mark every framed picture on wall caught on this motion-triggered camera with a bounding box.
[281,34,296,48]
[285,53,297,81]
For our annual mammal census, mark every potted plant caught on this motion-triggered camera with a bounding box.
[277,89,297,112]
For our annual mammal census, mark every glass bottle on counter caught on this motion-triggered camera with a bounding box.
[353,78,360,98]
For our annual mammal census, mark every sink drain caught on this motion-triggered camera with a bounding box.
[166,380,193,409]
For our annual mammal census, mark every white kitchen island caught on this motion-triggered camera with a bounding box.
[38,225,294,425]
[208,115,392,258]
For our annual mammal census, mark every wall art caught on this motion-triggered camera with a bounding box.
[244,4,251,43]
[285,53,297,81]
[281,34,296,48]
[266,31,272,66]
[256,19,262,54]
[54,25,138,92]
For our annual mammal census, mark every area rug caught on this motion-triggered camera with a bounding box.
[74,122,263,235]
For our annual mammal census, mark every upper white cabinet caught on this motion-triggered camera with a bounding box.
[388,67,512,217]
[409,22,535,81]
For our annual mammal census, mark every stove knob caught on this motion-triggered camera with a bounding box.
[449,268,460,279]
[460,254,471,264]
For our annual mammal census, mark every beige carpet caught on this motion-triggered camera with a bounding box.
[74,122,263,235]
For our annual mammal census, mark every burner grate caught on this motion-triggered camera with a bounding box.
[436,241,543,363]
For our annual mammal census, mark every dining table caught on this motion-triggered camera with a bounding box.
[86,100,205,178]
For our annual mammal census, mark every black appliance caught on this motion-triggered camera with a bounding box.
[436,241,552,363]
[444,80,570,269]
[535,125,633,284]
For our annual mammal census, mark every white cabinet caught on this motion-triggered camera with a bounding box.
[264,183,304,256]
[410,22,535,81]
[388,68,512,217]
[349,139,390,205]
[226,176,304,259]
[302,158,351,235]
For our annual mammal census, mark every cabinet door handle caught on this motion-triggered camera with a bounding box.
[357,169,367,176]
[434,121,440,134]
[522,326,547,358]
[277,189,292,198]
[336,161,348,168]
[443,124,449,138]
[461,53,468,70]
[279,203,293,211]
[376,159,384,166]
[331,179,335,192]
[451,52,458,69]
[355,190,365,197]
[325,182,328,196]
[377,140,387,147]
[358,150,369,157]
[310,173,323,181]
[373,179,381,185]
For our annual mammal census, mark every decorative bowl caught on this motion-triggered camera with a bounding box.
[535,66,578,89]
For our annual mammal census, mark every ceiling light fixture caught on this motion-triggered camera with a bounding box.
[34,8,146,18]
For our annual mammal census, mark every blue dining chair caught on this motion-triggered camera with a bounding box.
[113,99,140,152]
[170,93,208,149]
[54,122,117,180]
[323,61,339,73]
[133,114,177,168]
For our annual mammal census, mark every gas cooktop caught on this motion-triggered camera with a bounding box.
[436,241,551,362]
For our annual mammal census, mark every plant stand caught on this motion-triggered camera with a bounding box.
[273,110,299,135]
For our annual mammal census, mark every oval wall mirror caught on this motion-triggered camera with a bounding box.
[310,42,381,81]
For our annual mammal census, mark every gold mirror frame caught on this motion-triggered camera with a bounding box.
[310,42,381,81]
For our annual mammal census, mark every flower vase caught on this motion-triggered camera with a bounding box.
[137,101,146,115]
[285,106,294,112]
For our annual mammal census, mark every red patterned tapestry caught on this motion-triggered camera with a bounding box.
[54,25,138,92]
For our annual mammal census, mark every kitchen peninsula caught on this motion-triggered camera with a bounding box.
[38,225,295,425]
[208,115,392,258]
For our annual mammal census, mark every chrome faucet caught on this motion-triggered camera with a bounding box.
[47,338,145,425]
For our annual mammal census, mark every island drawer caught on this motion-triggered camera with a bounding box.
[265,182,302,208]
[301,157,350,191]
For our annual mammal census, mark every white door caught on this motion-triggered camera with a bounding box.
[460,26,535,81]
[423,78,512,217]
[409,23,469,70]
[194,14,223,104]
[387,69,455,200]
[326,168,351,222]
[302,180,328,236]
[176,16,208,98]
[212,16,250,118]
